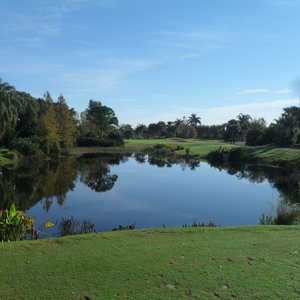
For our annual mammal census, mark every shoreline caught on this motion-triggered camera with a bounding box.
[68,139,300,167]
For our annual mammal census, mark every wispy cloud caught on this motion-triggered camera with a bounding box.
[0,0,113,41]
[157,29,230,60]
[237,88,291,95]
[62,58,158,98]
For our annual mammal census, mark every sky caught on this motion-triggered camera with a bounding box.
[1,0,300,126]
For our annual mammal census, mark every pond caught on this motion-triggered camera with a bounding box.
[1,153,299,237]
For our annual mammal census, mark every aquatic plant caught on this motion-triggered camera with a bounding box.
[59,217,95,236]
[183,221,217,228]
[259,201,300,225]
[112,224,136,231]
[0,204,35,241]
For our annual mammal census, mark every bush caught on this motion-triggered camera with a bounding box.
[246,128,265,146]
[106,131,124,146]
[77,132,124,147]
[77,137,105,147]
[207,147,231,162]
[0,204,35,241]
[145,144,175,156]
[10,138,42,156]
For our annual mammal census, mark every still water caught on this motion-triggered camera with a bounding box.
[1,153,297,237]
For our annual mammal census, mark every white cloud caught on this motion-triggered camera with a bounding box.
[62,58,158,98]
[237,89,271,95]
[237,88,291,95]
[275,88,292,94]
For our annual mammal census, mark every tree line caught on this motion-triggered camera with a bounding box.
[2,78,300,157]
[120,109,300,147]
[0,79,122,156]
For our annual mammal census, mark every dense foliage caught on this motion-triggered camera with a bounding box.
[0,204,35,241]
[0,79,123,156]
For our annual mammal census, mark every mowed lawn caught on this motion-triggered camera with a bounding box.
[1,226,300,299]
[70,139,239,158]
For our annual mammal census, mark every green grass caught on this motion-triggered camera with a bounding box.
[70,138,239,158]
[1,226,300,299]
[228,146,300,166]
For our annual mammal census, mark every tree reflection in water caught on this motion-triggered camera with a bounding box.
[0,154,126,211]
[1,153,300,216]
[208,160,300,205]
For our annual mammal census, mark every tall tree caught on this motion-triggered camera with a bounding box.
[85,100,118,138]
[55,94,77,148]
[224,119,241,143]
[42,104,60,144]
[188,114,201,127]
[237,113,252,141]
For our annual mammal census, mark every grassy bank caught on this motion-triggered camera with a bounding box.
[223,146,300,166]
[69,138,239,158]
[1,226,300,299]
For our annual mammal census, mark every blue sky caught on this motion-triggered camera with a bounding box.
[1,0,300,125]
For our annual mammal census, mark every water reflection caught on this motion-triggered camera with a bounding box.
[0,154,127,211]
[1,153,300,233]
[208,160,300,204]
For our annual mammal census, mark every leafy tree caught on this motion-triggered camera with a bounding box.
[224,119,241,143]
[0,80,19,144]
[55,94,77,148]
[237,113,252,141]
[42,103,60,144]
[135,124,148,138]
[119,124,134,139]
[85,100,118,138]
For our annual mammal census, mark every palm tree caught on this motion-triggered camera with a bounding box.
[188,114,201,127]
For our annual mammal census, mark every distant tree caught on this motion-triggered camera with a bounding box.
[188,114,201,127]
[44,91,54,104]
[119,124,134,139]
[224,119,241,143]
[85,100,118,138]
[148,123,159,138]
[237,113,252,141]
[250,118,266,130]
[272,106,300,145]
[135,124,148,138]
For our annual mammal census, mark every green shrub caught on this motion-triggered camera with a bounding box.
[77,132,124,147]
[144,144,175,156]
[185,148,190,156]
[0,204,35,241]
[10,138,42,156]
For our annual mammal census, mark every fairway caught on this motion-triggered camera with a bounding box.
[69,138,239,158]
[1,226,300,299]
